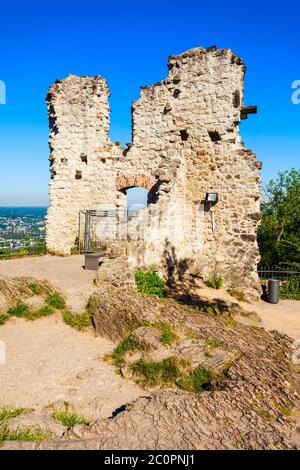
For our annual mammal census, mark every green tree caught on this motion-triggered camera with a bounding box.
[258,168,300,266]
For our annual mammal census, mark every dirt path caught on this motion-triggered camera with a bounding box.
[0,314,141,420]
[190,281,300,339]
[0,255,96,313]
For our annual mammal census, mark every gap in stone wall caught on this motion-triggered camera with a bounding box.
[126,187,148,219]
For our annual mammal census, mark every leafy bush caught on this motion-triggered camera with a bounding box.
[135,268,166,298]
[63,310,91,331]
[45,292,66,310]
[258,169,300,266]
[280,277,300,300]
[51,402,89,428]
[205,273,223,289]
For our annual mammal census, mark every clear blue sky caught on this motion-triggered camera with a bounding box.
[0,0,299,206]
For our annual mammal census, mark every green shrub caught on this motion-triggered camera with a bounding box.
[7,303,31,318]
[227,288,246,302]
[45,292,66,310]
[135,269,166,298]
[130,357,182,387]
[205,273,223,289]
[51,402,89,428]
[280,277,300,300]
[63,310,91,331]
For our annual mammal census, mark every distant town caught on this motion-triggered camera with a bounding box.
[0,207,47,256]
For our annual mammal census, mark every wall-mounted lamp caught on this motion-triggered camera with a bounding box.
[205,192,218,204]
[205,192,218,232]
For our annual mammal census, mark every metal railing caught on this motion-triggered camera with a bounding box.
[258,265,300,300]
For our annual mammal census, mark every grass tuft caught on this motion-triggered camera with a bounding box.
[7,303,30,318]
[45,292,66,310]
[107,334,142,368]
[0,314,9,326]
[35,305,55,317]
[28,282,43,295]
[154,322,178,345]
[227,288,246,302]
[6,303,55,322]
[0,406,28,423]
[130,357,182,387]
[178,366,216,392]
[51,402,89,428]
[0,425,50,445]
[206,338,221,349]
[205,273,223,289]
[63,310,91,331]
[277,404,293,417]
[179,366,228,393]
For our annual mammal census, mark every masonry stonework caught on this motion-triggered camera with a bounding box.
[46,46,262,299]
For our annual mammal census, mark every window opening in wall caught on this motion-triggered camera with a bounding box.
[180,129,189,141]
[126,187,149,219]
[208,131,222,142]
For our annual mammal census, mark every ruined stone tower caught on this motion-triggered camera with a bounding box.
[46,46,262,298]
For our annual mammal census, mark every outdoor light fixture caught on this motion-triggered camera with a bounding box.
[205,192,218,204]
[204,192,219,232]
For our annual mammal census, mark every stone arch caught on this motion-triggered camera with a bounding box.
[116,174,155,193]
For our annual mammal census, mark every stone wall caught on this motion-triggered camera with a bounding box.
[46,46,262,298]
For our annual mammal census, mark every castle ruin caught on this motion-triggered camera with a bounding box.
[46,46,262,299]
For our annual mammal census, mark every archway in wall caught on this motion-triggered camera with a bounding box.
[126,187,148,219]
[116,174,157,219]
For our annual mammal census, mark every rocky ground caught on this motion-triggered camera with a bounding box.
[0,256,300,450]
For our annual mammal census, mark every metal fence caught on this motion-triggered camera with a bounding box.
[258,265,300,280]
[78,209,129,253]
[258,265,300,300]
